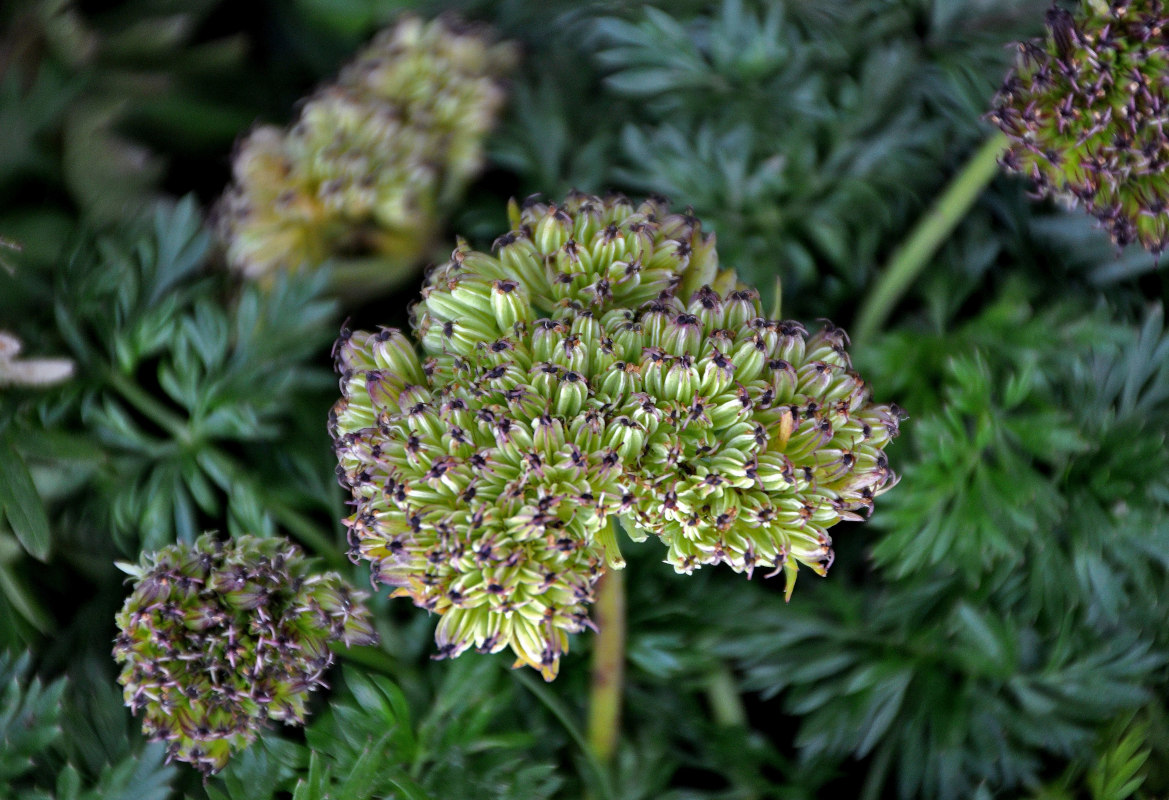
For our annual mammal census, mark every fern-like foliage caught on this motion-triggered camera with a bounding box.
[0,0,258,225]
[0,651,65,785]
[1,652,174,800]
[706,289,1169,799]
[206,660,562,800]
[20,197,338,552]
[720,583,1159,800]
[581,0,1048,312]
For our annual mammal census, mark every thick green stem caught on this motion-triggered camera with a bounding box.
[586,565,626,768]
[854,132,1008,342]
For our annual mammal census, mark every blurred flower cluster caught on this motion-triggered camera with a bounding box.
[113,534,376,773]
[990,0,1169,253]
[331,193,900,679]
[217,15,517,283]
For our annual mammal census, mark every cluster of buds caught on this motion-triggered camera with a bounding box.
[619,292,900,587]
[332,193,900,680]
[113,534,377,773]
[989,1,1169,253]
[413,192,739,335]
[217,15,517,282]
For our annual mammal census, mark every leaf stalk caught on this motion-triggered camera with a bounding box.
[854,132,1008,341]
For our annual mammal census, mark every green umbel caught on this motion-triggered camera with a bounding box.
[413,192,739,344]
[113,534,377,773]
[331,195,899,681]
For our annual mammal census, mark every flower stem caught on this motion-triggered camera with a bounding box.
[586,563,626,768]
[704,663,746,728]
[106,369,190,443]
[854,132,1008,342]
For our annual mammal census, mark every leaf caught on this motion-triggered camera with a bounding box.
[0,652,66,783]
[0,561,54,632]
[1086,722,1150,800]
[0,435,51,560]
[82,742,173,800]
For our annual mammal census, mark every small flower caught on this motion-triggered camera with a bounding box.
[217,15,516,281]
[113,534,377,774]
[989,0,1169,254]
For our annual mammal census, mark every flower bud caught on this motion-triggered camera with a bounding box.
[484,279,526,331]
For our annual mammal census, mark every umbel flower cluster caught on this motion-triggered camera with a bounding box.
[989,0,1169,253]
[217,15,517,281]
[113,534,377,773]
[331,194,900,680]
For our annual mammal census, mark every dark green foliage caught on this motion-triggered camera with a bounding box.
[492,0,1047,314]
[204,661,563,800]
[706,292,1169,799]
[6,198,338,553]
[0,0,260,223]
[0,651,175,799]
[0,431,51,560]
[0,651,65,784]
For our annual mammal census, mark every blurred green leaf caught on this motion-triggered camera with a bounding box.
[0,434,51,560]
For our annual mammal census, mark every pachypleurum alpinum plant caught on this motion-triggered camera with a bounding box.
[7,1,1169,799]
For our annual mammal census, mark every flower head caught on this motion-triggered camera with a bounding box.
[217,15,516,281]
[113,534,376,773]
[340,15,516,190]
[332,194,899,680]
[989,0,1169,253]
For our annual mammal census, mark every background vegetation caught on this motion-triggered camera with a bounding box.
[2,1,1167,798]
